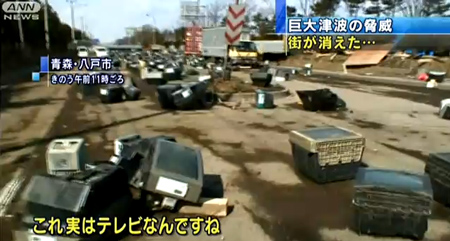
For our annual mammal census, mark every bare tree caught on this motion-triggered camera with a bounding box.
[398,0,424,16]
[399,0,450,16]
[261,0,276,16]
[206,0,226,27]
[298,0,318,16]
[343,0,366,16]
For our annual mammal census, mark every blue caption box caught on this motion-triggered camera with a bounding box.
[40,56,49,72]
[32,72,40,82]
[275,0,450,35]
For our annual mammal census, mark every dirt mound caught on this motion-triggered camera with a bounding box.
[282,54,450,78]
[212,76,284,93]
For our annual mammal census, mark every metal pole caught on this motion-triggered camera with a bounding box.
[80,17,84,39]
[17,0,24,50]
[44,0,50,51]
[152,17,156,45]
[196,0,200,26]
[68,0,76,41]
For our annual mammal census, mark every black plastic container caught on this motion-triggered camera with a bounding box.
[171,82,209,110]
[172,87,196,109]
[78,84,99,100]
[250,72,272,87]
[428,71,446,83]
[353,168,433,240]
[255,90,275,109]
[162,65,182,80]
[198,91,217,109]
[19,163,133,240]
[99,85,124,103]
[145,71,167,85]
[289,127,365,183]
[426,152,450,206]
[123,85,141,100]
[296,89,340,111]
[156,84,182,109]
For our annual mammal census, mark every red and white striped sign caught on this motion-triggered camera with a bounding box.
[225,4,246,46]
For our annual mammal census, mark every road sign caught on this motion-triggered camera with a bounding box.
[225,4,245,46]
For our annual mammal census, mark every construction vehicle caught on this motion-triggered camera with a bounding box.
[202,27,259,67]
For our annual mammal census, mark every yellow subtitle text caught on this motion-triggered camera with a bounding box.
[32,216,221,236]
[287,35,376,50]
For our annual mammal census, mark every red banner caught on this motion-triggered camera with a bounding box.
[185,26,202,55]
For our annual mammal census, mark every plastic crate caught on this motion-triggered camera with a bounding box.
[46,138,89,176]
[426,152,450,205]
[289,127,365,183]
[353,168,433,240]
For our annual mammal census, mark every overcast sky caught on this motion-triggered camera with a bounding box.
[48,0,347,43]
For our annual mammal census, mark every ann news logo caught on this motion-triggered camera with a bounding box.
[2,1,41,21]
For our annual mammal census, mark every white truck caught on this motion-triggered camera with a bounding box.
[252,39,287,55]
[202,27,259,67]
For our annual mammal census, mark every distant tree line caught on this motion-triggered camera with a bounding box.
[115,0,448,46]
[114,25,186,48]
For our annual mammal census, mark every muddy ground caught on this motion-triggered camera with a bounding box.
[1,68,450,241]
[212,76,284,93]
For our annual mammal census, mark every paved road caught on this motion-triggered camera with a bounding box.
[1,69,449,241]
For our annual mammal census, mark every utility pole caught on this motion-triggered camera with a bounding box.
[196,0,200,26]
[80,17,85,39]
[146,14,157,46]
[16,0,24,50]
[44,0,50,51]
[67,0,76,41]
